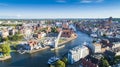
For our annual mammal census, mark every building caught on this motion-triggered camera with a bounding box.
[68,45,89,64]
[24,28,33,40]
[61,29,74,38]
[112,42,120,49]
[93,43,102,53]
[9,28,16,35]
[62,22,69,29]
[108,17,113,24]
[80,58,98,67]
[69,24,76,32]
[55,22,62,27]
[37,32,46,39]
[28,40,38,50]
[2,29,9,38]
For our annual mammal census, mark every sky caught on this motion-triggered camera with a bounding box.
[0,0,120,18]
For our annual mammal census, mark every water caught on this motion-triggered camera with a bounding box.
[0,31,93,67]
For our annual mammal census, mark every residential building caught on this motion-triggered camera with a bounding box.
[68,45,89,64]
[93,43,102,53]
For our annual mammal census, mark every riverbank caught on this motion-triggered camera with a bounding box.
[0,31,93,67]
[0,56,11,61]
[58,34,78,46]
[28,34,78,54]
[29,46,50,54]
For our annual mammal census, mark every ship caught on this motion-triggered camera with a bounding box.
[47,56,60,64]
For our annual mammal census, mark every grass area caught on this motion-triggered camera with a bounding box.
[11,50,17,52]
[59,38,67,43]
[6,41,20,46]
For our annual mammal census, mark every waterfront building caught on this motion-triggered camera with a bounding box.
[61,29,74,38]
[93,43,102,53]
[68,45,89,64]
[112,42,120,49]
[28,40,38,50]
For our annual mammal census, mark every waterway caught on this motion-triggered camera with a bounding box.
[0,30,93,67]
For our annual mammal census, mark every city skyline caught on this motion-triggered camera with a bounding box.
[0,0,120,18]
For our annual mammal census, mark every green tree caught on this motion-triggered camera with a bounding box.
[3,37,9,42]
[8,34,23,41]
[0,43,11,56]
[0,36,3,42]
[51,27,58,33]
[55,60,65,67]
[113,55,120,65]
[62,57,68,64]
[102,34,106,37]
[0,48,2,52]
[99,58,110,67]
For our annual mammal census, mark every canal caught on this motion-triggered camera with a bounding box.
[0,31,93,67]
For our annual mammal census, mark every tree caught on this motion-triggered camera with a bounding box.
[51,27,58,33]
[55,60,65,67]
[3,37,9,42]
[99,58,110,67]
[61,57,68,64]
[0,43,11,56]
[102,34,106,37]
[8,34,23,41]
[0,36,3,42]
[113,55,120,65]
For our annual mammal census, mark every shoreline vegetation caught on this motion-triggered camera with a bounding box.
[0,42,11,61]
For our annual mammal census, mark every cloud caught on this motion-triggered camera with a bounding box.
[0,3,8,7]
[96,0,104,2]
[56,0,66,3]
[80,0,104,3]
[81,0,92,3]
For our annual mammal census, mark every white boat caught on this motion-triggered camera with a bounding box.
[17,49,26,54]
[90,33,98,38]
[48,56,59,64]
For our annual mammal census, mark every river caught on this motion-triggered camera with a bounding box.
[0,30,93,67]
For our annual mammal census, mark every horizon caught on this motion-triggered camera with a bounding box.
[0,17,119,20]
[0,0,120,18]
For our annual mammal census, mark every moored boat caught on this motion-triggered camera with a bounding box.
[48,56,60,64]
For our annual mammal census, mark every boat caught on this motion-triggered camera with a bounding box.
[17,48,26,54]
[90,33,98,38]
[48,56,59,64]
